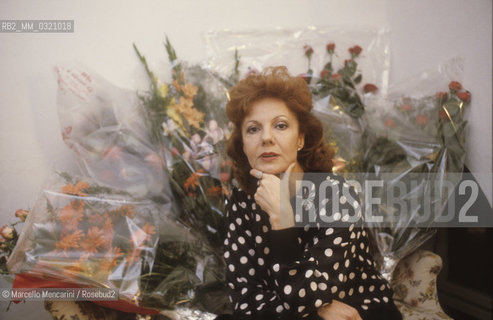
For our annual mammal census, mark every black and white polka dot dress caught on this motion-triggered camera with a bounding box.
[222,173,402,320]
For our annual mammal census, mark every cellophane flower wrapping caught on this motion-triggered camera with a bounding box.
[55,64,172,201]
[358,58,470,280]
[133,42,236,313]
[205,26,390,95]
[8,61,232,314]
[7,172,228,311]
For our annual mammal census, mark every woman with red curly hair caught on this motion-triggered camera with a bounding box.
[219,67,401,320]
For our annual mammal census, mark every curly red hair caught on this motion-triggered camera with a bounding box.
[226,66,334,194]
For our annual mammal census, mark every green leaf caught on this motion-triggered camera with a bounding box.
[354,74,362,84]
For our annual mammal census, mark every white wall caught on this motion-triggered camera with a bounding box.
[0,0,491,318]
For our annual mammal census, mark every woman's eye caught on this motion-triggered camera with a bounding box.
[276,122,288,130]
[246,127,259,134]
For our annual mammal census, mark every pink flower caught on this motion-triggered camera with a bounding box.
[448,81,462,92]
[0,225,14,240]
[145,152,164,167]
[326,42,335,53]
[384,118,396,128]
[400,104,412,112]
[416,114,430,125]
[457,91,471,103]
[15,209,29,222]
[219,172,231,182]
[103,146,123,161]
[363,83,378,94]
[303,45,314,58]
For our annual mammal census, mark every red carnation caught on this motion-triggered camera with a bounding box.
[303,45,314,58]
[457,91,471,103]
[384,118,396,128]
[326,43,335,53]
[320,69,330,79]
[416,114,430,126]
[331,73,342,81]
[448,81,462,92]
[438,109,449,120]
[363,83,378,94]
[349,45,362,56]
[400,104,412,112]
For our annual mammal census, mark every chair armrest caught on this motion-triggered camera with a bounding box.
[391,249,444,311]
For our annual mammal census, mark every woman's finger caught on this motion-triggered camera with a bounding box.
[249,168,263,180]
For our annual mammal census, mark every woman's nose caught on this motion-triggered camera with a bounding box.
[261,128,274,145]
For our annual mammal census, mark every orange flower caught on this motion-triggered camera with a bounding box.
[183,169,205,190]
[59,200,84,231]
[55,230,83,251]
[61,181,90,197]
[141,223,156,242]
[113,205,135,218]
[125,242,142,265]
[100,247,124,273]
[206,185,222,197]
[173,79,198,99]
[81,227,105,253]
[101,217,114,249]
[172,97,205,129]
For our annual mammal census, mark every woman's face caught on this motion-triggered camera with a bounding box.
[241,98,304,175]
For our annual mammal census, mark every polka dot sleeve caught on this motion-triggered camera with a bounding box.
[223,188,293,319]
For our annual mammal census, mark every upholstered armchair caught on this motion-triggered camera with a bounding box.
[391,250,452,320]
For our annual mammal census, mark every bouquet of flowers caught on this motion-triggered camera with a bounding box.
[284,42,470,280]
[133,38,236,251]
[7,173,225,311]
[358,77,471,280]
[298,44,470,279]
[7,40,238,315]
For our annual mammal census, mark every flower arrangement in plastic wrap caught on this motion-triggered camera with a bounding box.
[133,38,237,252]
[292,42,471,280]
[7,39,236,316]
[359,76,471,280]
